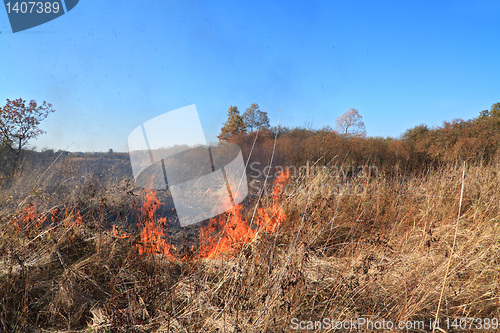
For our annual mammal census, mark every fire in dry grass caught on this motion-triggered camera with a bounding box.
[197,201,257,259]
[15,203,82,234]
[13,169,291,260]
[112,225,130,239]
[15,202,43,232]
[134,168,291,260]
[135,190,172,256]
[197,168,291,259]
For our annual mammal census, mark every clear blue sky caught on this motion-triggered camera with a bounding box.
[1,0,499,152]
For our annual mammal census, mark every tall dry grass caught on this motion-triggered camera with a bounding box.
[0,155,499,332]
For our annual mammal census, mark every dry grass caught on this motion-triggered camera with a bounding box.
[0,155,499,332]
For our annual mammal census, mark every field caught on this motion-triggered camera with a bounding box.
[0,134,500,333]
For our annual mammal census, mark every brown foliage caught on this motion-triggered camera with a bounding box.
[0,98,54,178]
[0,98,54,154]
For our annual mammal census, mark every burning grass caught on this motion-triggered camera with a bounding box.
[0,160,500,332]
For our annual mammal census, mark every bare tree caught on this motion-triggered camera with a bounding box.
[336,108,366,137]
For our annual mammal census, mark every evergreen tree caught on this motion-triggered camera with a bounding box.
[218,106,246,141]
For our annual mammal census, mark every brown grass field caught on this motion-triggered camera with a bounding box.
[0,149,499,332]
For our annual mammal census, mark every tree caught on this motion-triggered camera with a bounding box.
[479,102,500,119]
[402,124,431,156]
[478,102,500,133]
[0,98,54,170]
[491,102,500,118]
[242,103,270,131]
[336,108,366,136]
[218,105,246,141]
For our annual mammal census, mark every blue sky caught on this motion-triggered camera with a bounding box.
[1,0,499,152]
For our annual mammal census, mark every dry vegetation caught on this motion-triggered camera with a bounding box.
[1,109,500,332]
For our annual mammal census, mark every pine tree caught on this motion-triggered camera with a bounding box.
[218,106,246,141]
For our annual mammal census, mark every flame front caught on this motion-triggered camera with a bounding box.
[197,168,290,259]
[13,169,291,261]
[136,190,172,256]
[197,203,257,259]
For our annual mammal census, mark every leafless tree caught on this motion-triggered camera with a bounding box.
[336,108,366,137]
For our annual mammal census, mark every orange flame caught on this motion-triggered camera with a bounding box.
[197,168,291,259]
[16,203,45,232]
[12,168,291,261]
[112,224,130,239]
[136,190,173,256]
[255,168,290,233]
[15,204,83,235]
[198,203,257,259]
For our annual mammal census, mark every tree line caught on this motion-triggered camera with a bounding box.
[219,103,367,140]
[220,102,500,175]
[218,103,271,140]
[1,97,498,185]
